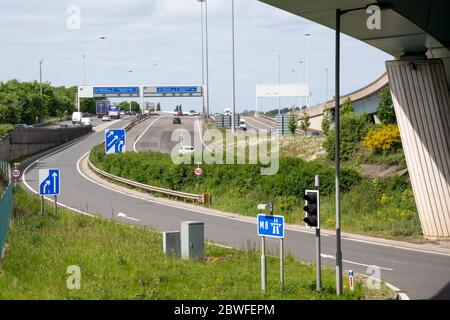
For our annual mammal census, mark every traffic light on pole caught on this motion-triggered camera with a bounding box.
[303,190,319,228]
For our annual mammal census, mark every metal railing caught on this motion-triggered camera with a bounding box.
[0,161,13,260]
[88,157,209,205]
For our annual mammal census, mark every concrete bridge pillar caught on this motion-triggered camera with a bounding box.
[386,58,450,239]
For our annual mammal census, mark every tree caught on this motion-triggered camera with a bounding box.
[131,101,140,113]
[324,113,373,161]
[341,98,353,115]
[119,101,130,111]
[156,102,161,112]
[287,110,298,135]
[322,109,332,135]
[376,86,396,124]
[299,110,311,135]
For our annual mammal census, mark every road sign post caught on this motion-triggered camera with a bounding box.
[105,129,126,154]
[315,175,321,292]
[257,211,284,292]
[12,163,21,189]
[54,195,58,215]
[348,270,354,291]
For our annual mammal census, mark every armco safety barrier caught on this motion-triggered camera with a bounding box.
[0,161,13,260]
[88,114,210,205]
[88,157,209,205]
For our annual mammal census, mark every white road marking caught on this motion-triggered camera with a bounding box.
[320,253,394,271]
[117,212,140,222]
[133,117,161,152]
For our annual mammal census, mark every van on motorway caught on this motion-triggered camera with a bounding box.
[72,112,83,124]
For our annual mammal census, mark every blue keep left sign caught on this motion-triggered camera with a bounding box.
[257,214,284,238]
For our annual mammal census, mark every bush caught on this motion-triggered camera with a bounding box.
[0,124,14,138]
[324,113,373,161]
[362,124,401,153]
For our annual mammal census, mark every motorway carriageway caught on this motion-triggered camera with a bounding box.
[22,116,450,299]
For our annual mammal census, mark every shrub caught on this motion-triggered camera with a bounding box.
[376,86,396,124]
[324,113,373,161]
[362,124,401,153]
[0,124,14,138]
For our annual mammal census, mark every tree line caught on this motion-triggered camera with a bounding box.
[0,80,78,125]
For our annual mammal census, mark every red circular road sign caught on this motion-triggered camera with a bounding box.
[194,167,203,176]
[12,169,21,180]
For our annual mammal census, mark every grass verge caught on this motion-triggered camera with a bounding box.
[0,187,395,300]
[89,144,422,242]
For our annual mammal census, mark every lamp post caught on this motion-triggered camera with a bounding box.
[231,0,236,133]
[277,54,281,114]
[304,33,311,107]
[198,0,206,117]
[83,54,86,86]
[325,68,328,102]
[99,36,106,86]
[298,60,304,107]
[197,0,210,120]
[334,2,393,296]
[128,70,133,114]
[39,57,45,96]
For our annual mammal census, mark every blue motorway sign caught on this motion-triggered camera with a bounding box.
[93,87,139,97]
[257,214,284,238]
[39,168,60,196]
[105,129,126,154]
[156,87,198,93]
[143,86,203,97]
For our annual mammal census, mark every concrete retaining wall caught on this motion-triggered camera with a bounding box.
[0,125,92,162]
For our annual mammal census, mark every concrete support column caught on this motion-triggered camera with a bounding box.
[386,59,450,239]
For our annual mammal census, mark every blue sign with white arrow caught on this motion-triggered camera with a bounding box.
[39,169,60,196]
[105,129,126,154]
[257,214,284,238]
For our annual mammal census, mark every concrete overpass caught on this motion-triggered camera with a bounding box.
[305,73,389,131]
[259,0,450,239]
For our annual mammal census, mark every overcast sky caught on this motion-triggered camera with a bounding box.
[0,0,392,112]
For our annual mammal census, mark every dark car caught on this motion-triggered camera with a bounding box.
[173,117,181,124]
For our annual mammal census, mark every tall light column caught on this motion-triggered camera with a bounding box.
[99,36,106,86]
[198,0,206,117]
[325,68,329,102]
[231,0,236,132]
[83,54,86,85]
[205,0,210,119]
[305,33,311,107]
[298,60,304,107]
[278,54,281,114]
[39,57,45,96]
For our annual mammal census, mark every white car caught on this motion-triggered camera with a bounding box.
[102,115,111,121]
[178,145,195,156]
[238,119,247,131]
[81,117,91,126]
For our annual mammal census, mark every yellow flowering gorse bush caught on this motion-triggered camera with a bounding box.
[362,124,401,152]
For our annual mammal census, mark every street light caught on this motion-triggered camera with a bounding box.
[128,70,133,114]
[39,57,45,96]
[298,60,304,107]
[231,0,236,133]
[277,54,281,114]
[99,36,107,86]
[83,54,86,86]
[334,2,394,296]
[304,33,311,108]
[197,0,210,120]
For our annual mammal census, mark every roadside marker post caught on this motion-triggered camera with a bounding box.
[257,204,285,292]
[348,270,354,291]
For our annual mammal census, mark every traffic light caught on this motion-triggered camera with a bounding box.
[303,190,319,228]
